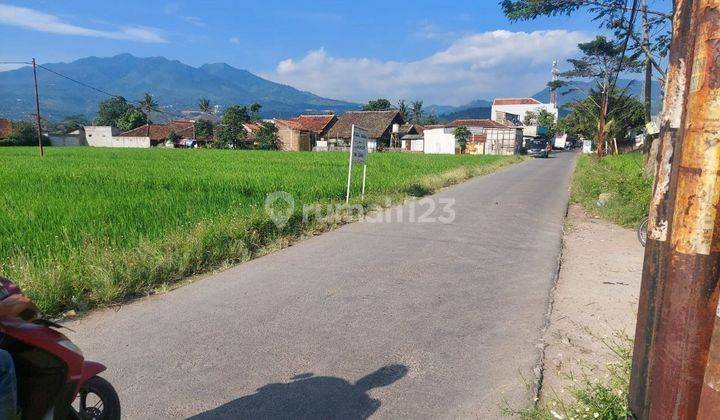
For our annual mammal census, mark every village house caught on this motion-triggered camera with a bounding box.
[491,98,558,124]
[325,110,405,151]
[274,118,313,151]
[398,123,425,152]
[423,119,522,155]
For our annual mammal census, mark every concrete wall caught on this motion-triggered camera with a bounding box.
[491,103,558,122]
[401,139,424,152]
[424,128,456,154]
[113,136,152,148]
[485,128,521,155]
[48,134,85,146]
[84,126,121,147]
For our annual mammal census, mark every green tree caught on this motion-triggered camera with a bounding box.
[198,98,212,114]
[255,122,278,150]
[500,0,670,124]
[523,108,558,138]
[95,96,133,126]
[421,113,439,126]
[397,100,408,121]
[453,126,471,154]
[563,87,645,150]
[362,99,393,111]
[0,121,49,147]
[194,119,214,140]
[216,105,251,148]
[556,36,641,157]
[166,130,180,145]
[56,115,89,134]
[116,108,148,132]
[410,100,424,124]
[138,93,159,123]
[249,103,262,120]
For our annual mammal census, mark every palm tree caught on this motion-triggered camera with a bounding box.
[198,97,212,114]
[137,93,159,136]
[397,100,408,121]
[138,93,159,123]
[411,100,424,124]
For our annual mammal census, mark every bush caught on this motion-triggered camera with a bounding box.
[0,121,49,147]
[571,153,652,227]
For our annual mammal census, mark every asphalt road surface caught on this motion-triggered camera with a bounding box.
[68,151,577,419]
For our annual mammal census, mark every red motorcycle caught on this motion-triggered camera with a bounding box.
[0,279,120,419]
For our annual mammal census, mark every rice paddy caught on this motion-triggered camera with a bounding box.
[0,147,521,314]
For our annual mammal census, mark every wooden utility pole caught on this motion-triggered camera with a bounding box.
[629,0,720,417]
[31,58,44,157]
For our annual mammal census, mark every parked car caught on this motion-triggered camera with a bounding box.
[526,138,550,158]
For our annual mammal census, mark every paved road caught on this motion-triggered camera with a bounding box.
[68,151,577,419]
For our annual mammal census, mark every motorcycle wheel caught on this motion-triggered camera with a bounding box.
[638,216,649,247]
[72,376,121,420]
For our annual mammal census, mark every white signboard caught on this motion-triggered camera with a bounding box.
[346,125,370,203]
[351,126,369,164]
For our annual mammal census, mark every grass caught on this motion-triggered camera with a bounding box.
[570,153,652,227]
[0,147,522,315]
[503,333,632,420]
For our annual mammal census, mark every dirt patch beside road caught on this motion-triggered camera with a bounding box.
[541,204,643,401]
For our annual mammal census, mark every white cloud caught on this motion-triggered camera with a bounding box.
[264,30,590,105]
[0,4,167,43]
[229,37,240,44]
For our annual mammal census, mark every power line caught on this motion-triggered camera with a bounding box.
[33,63,181,121]
[36,64,123,99]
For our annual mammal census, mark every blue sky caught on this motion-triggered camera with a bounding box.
[0,1,671,105]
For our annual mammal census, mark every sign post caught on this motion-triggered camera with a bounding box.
[345,124,369,204]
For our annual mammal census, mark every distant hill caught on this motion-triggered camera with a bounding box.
[0,54,360,121]
[437,107,491,122]
[428,99,492,119]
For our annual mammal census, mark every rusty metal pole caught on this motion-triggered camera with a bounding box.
[643,0,720,417]
[698,315,720,417]
[629,0,699,416]
[31,58,44,157]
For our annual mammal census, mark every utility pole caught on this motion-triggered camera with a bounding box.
[629,0,720,417]
[32,58,44,157]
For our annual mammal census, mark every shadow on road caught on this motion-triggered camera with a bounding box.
[188,364,408,420]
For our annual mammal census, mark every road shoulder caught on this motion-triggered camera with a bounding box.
[540,204,643,401]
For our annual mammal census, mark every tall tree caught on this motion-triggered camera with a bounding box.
[410,100,424,124]
[198,97,212,114]
[116,108,147,132]
[95,96,133,127]
[249,103,262,120]
[216,104,251,149]
[397,100,408,121]
[555,36,641,156]
[362,99,393,111]
[501,0,670,123]
[561,87,645,148]
[138,93,159,124]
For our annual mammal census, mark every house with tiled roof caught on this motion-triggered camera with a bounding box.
[326,110,404,150]
[423,119,522,155]
[274,118,313,151]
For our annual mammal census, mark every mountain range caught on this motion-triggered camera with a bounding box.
[0,54,661,122]
[0,54,359,120]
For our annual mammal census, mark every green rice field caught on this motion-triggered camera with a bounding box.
[0,147,521,314]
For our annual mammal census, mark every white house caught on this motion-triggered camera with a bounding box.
[423,127,457,154]
[491,98,558,123]
[83,126,129,147]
